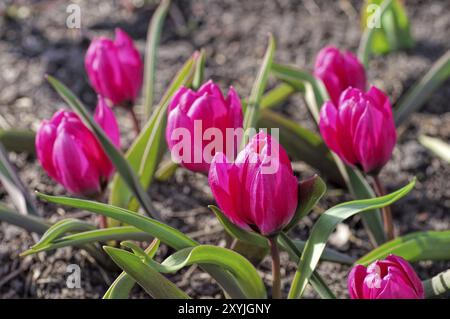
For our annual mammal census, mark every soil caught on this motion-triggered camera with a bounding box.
[0,0,449,299]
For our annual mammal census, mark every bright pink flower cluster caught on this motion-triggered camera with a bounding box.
[36,97,120,196]
[348,255,424,299]
[85,28,143,105]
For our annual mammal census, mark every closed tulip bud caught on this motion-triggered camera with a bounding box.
[166,80,243,173]
[348,254,424,299]
[85,28,143,106]
[314,46,366,105]
[35,98,120,196]
[319,86,396,174]
[208,132,298,236]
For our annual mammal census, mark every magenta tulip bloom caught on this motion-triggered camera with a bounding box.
[314,46,366,105]
[208,132,298,236]
[35,97,120,196]
[319,86,396,174]
[348,255,424,299]
[166,80,243,173]
[85,28,143,105]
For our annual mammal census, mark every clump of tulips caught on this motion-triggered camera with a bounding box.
[0,0,447,301]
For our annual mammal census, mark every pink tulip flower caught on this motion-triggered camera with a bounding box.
[85,28,143,106]
[314,46,366,105]
[35,97,120,196]
[166,80,243,173]
[208,132,298,236]
[348,254,424,299]
[319,86,396,174]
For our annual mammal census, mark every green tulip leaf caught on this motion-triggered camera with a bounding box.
[288,179,415,299]
[0,143,39,216]
[393,50,450,125]
[104,239,160,299]
[356,230,450,266]
[104,246,190,299]
[143,0,171,120]
[34,192,251,299]
[210,205,355,265]
[241,34,275,147]
[0,129,35,154]
[285,174,326,231]
[144,245,267,299]
[419,135,450,163]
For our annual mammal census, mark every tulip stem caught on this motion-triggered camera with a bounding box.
[268,236,282,299]
[372,175,395,241]
[128,107,141,135]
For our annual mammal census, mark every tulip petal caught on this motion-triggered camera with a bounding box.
[52,126,101,195]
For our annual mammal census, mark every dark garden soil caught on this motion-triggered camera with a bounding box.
[0,0,449,299]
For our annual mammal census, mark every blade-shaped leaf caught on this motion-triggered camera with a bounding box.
[143,0,171,120]
[356,230,450,266]
[0,129,35,154]
[46,75,159,220]
[394,50,450,125]
[260,83,295,110]
[0,203,48,234]
[103,239,160,299]
[271,62,328,122]
[192,48,206,89]
[210,205,355,265]
[419,135,450,163]
[144,245,266,299]
[288,179,415,298]
[278,232,336,299]
[104,246,189,299]
[36,218,95,247]
[34,193,248,299]
[344,166,386,245]
[109,52,198,212]
[21,226,153,256]
[285,175,326,230]
[0,143,38,216]
[241,34,275,147]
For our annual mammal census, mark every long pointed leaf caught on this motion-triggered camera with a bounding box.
[419,135,450,163]
[210,205,355,265]
[145,245,266,299]
[22,226,152,256]
[0,143,38,216]
[143,0,171,120]
[288,179,415,298]
[0,203,48,234]
[34,193,248,299]
[103,239,160,299]
[241,34,275,147]
[356,230,450,265]
[104,246,189,299]
[394,50,450,125]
